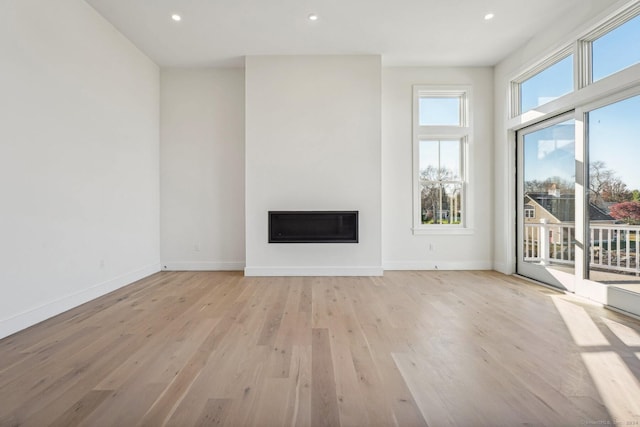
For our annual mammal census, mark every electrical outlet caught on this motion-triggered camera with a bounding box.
[428,243,434,252]
[99,259,105,268]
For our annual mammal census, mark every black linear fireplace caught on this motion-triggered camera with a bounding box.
[269,211,359,243]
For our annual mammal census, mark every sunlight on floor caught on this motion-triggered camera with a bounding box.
[553,295,640,423]
[602,317,640,347]
[551,297,609,346]
[582,352,640,422]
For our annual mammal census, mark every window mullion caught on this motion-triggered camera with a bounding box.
[576,39,592,89]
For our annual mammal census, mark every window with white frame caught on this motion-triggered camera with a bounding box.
[511,3,640,116]
[524,205,535,219]
[585,9,640,83]
[513,50,574,116]
[419,139,464,224]
[509,0,640,288]
[413,86,470,232]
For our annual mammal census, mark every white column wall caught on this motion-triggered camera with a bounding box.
[244,56,382,276]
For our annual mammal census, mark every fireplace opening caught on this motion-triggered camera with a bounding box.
[269,211,358,243]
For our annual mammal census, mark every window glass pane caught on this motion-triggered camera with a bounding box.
[419,140,439,172]
[522,119,575,274]
[419,140,461,181]
[524,205,535,218]
[589,95,640,206]
[420,183,462,224]
[443,183,463,224]
[587,94,640,283]
[439,140,461,181]
[593,14,640,81]
[523,120,575,208]
[419,97,460,126]
[419,139,462,225]
[520,55,574,114]
[420,183,442,224]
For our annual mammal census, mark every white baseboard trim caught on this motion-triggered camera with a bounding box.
[607,286,640,319]
[606,304,640,322]
[0,262,161,340]
[244,266,384,277]
[492,262,513,275]
[383,261,493,270]
[162,261,245,271]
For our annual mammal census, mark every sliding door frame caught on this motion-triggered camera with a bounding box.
[511,84,640,302]
[574,86,640,300]
[516,112,577,291]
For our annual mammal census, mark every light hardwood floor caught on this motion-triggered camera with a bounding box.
[1,271,640,426]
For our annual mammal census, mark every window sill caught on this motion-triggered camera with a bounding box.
[412,227,475,236]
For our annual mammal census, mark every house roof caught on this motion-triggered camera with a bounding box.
[526,193,615,222]
[590,203,616,221]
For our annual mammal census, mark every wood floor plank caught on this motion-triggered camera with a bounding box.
[194,398,232,426]
[17,333,138,426]
[311,328,340,427]
[48,390,112,427]
[289,343,313,427]
[1,271,640,426]
[137,318,219,426]
[316,314,369,427]
[247,377,294,426]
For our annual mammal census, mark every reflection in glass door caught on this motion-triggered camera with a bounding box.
[517,116,576,289]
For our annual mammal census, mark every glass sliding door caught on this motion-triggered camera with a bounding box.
[587,94,640,285]
[517,115,576,289]
[509,4,640,314]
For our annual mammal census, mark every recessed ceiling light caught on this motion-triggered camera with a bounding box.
[308,14,318,21]
[484,13,495,20]
[171,14,182,22]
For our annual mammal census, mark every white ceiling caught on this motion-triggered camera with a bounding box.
[85,0,588,68]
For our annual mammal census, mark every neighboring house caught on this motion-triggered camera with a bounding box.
[523,191,615,259]
[524,192,615,225]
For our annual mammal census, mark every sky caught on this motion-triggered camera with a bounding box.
[521,13,640,113]
[523,120,575,186]
[521,14,640,191]
[523,96,640,192]
[593,13,640,81]
[419,139,460,181]
[419,97,460,126]
[520,55,573,114]
[421,14,640,190]
[418,97,462,179]
[589,95,640,190]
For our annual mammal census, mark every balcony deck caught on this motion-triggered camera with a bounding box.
[524,222,640,317]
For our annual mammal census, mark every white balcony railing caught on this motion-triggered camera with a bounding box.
[524,221,640,275]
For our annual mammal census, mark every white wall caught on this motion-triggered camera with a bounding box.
[0,0,160,338]
[244,56,382,276]
[382,67,494,270]
[493,0,631,274]
[160,68,246,270]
